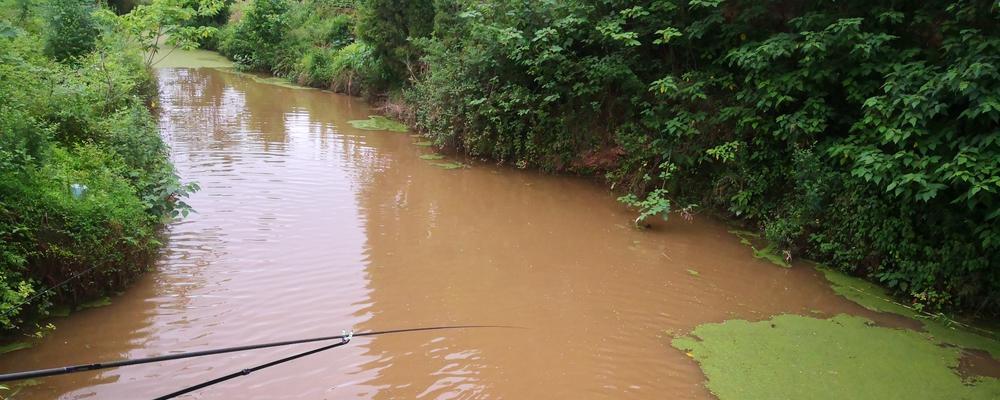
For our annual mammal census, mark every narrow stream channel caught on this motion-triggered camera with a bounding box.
[0,67,952,399]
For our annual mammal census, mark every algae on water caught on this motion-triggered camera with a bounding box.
[727,229,789,268]
[817,265,1000,359]
[417,153,465,169]
[251,75,313,90]
[818,265,918,317]
[672,314,1000,400]
[77,296,112,310]
[432,162,465,170]
[752,243,790,268]
[0,341,31,355]
[347,116,408,132]
[216,69,314,90]
[150,46,234,69]
[727,229,757,246]
[2,378,41,398]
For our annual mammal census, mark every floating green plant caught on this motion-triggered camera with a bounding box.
[77,296,111,310]
[818,265,916,317]
[0,341,31,355]
[432,162,465,170]
[150,46,235,69]
[217,69,314,90]
[817,265,1000,358]
[244,74,312,90]
[728,229,789,268]
[419,154,445,160]
[752,243,790,268]
[687,269,700,277]
[414,141,433,146]
[347,115,408,132]
[672,314,1000,400]
[2,378,41,397]
[727,229,757,246]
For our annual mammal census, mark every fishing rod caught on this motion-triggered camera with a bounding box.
[154,331,354,400]
[0,325,515,383]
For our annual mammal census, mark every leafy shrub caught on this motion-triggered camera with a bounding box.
[43,0,97,61]
[218,0,289,71]
[0,1,189,333]
[218,0,374,94]
[210,0,1000,314]
[7,145,158,297]
[215,0,397,95]
[327,42,387,94]
[356,0,434,83]
[618,162,677,226]
[395,0,1000,314]
[293,46,335,87]
[292,10,353,48]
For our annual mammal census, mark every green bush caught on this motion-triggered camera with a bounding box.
[211,0,1000,314]
[292,9,353,48]
[394,0,1000,314]
[6,145,158,298]
[43,0,97,61]
[356,0,434,83]
[218,0,290,71]
[0,1,187,333]
[215,0,389,94]
[328,42,387,94]
[293,46,335,87]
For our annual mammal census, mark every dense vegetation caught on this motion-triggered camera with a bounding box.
[214,0,1000,315]
[215,0,388,94]
[0,0,197,334]
[391,1,1000,317]
[2,0,993,323]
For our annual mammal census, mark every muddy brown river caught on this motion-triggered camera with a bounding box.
[1,67,930,399]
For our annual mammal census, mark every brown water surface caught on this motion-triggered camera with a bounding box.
[0,68,915,399]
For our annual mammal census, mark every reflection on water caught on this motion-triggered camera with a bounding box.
[0,68,909,399]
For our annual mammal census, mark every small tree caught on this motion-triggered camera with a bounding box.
[357,0,435,84]
[44,0,98,62]
[114,0,224,67]
[226,0,289,71]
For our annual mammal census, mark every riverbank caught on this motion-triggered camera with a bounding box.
[0,0,197,338]
[210,0,999,317]
[203,0,1000,324]
[2,0,996,396]
[182,46,1000,397]
[1,42,998,399]
[200,0,1000,394]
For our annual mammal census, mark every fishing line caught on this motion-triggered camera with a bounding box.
[0,325,518,383]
